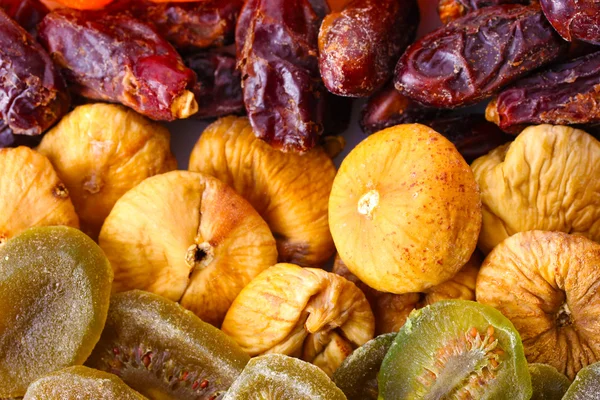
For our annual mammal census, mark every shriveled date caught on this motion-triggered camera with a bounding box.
[0,0,48,35]
[438,0,530,24]
[39,9,197,121]
[541,0,600,44]
[395,4,567,108]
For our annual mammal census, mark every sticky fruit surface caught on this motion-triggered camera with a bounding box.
[563,362,600,399]
[529,363,571,400]
[0,226,113,397]
[378,300,532,399]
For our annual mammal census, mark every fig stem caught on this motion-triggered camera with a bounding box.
[358,190,379,218]
[185,242,214,271]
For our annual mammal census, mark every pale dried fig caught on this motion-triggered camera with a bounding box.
[0,146,78,246]
[189,116,336,268]
[98,171,278,327]
[472,124,600,253]
[477,230,600,380]
[38,104,177,239]
[221,263,375,376]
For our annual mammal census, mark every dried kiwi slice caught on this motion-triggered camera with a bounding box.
[23,366,147,399]
[86,290,250,400]
[333,333,396,399]
[223,354,346,400]
[378,300,532,399]
[529,363,571,400]
[0,226,113,397]
[563,362,600,399]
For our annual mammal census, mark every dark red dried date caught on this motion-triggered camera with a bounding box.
[395,4,567,109]
[318,0,418,97]
[39,9,198,121]
[184,51,244,119]
[236,0,325,153]
[487,50,600,132]
[437,0,530,24]
[0,0,48,35]
[540,0,600,44]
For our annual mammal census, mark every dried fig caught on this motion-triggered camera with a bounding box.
[98,171,277,327]
[472,124,600,253]
[221,263,375,376]
[0,147,78,246]
[189,116,336,268]
[329,124,482,294]
[37,104,177,239]
[477,230,600,379]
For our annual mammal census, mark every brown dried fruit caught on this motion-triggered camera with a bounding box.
[0,147,78,246]
[189,116,336,268]
[477,230,600,380]
[37,104,177,239]
[98,171,278,327]
[221,263,375,376]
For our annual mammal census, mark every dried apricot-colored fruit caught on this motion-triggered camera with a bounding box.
[37,104,177,239]
[99,171,277,327]
[472,125,600,253]
[54,0,114,9]
[477,231,600,380]
[189,116,336,268]
[0,147,78,246]
[329,124,482,294]
[221,263,375,376]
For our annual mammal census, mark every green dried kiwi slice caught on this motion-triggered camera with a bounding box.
[333,333,396,400]
[529,363,571,400]
[378,300,532,400]
[0,226,113,398]
[563,362,600,399]
[223,354,346,400]
[85,290,250,400]
[23,366,147,399]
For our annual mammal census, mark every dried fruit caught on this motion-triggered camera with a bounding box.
[395,4,567,108]
[221,263,375,376]
[0,0,49,35]
[236,0,325,152]
[23,366,147,400]
[529,363,571,400]
[329,124,481,294]
[487,51,600,132]
[477,231,600,380]
[0,226,113,397]
[318,0,419,97]
[86,290,250,400]
[0,147,79,245]
[540,0,600,43]
[39,9,198,121]
[99,171,277,327]
[222,354,347,400]
[437,0,530,24]
[332,333,396,400]
[53,0,114,9]
[379,300,532,399]
[563,362,600,399]
[189,116,336,268]
[471,125,600,253]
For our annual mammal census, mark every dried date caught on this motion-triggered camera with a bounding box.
[318,0,419,97]
[438,0,530,24]
[395,4,567,109]
[487,50,600,132]
[540,0,600,44]
[236,0,325,153]
[39,9,198,121]
[0,0,48,35]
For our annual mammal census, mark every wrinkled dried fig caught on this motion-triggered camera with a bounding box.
[99,171,277,327]
[0,147,78,246]
[37,104,177,239]
[477,230,600,380]
[189,116,336,268]
[472,124,600,253]
[221,263,375,376]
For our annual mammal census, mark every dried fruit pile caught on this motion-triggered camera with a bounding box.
[3,0,600,398]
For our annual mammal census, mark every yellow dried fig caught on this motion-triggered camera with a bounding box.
[333,252,480,335]
[189,116,336,268]
[472,124,600,254]
[476,230,600,380]
[0,147,79,246]
[37,104,177,239]
[221,263,375,377]
[329,124,481,294]
[98,171,278,327]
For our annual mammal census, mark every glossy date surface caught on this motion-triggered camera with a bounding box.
[540,0,600,44]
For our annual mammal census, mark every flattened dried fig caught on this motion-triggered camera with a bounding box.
[99,171,277,327]
[477,231,600,379]
[189,116,336,268]
[472,124,600,253]
[37,104,177,239]
[221,263,375,376]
